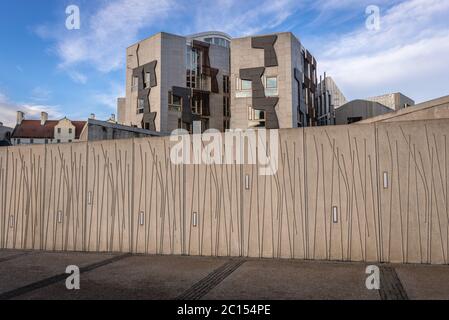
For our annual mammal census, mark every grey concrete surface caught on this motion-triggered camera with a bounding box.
[1,250,448,300]
[203,259,380,300]
[396,264,449,300]
[0,251,118,294]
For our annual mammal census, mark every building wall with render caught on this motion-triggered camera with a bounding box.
[1,119,448,264]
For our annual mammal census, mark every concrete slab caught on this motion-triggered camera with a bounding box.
[0,250,29,260]
[16,255,230,300]
[395,264,449,300]
[0,251,118,294]
[203,259,380,300]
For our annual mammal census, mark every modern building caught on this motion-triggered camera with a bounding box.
[359,94,449,124]
[10,111,86,145]
[79,118,164,142]
[119,31,231,133]
[365,92,414,111]
[315,74,347,126]
[335,100,393,125]
[230,32,317,129]
[0,122,12,147]
[118,31,318,132]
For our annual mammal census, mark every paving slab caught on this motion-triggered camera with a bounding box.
[16,255,230,300]
[0,251,118,295]
[203,259,380,300]
[395,264,449,300]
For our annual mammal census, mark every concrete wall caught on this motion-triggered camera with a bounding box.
[366,93,415,111]
[1,119,448,264]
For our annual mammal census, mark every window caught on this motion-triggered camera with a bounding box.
[223,119,230,130]
[248,106,265,121]
[57,128,61,134]
[265,76,278,97]
[45,139,48,144]
[236,78,252,98]
[30,139,34,144]
[168,91,182,112]
[68,140,72,143]
[69,128,72,134]
[191,98,202,115]
[223,75,230,94]
[145,72,151,87]
[57,139,61,143]
[17,139,21,145]
[347,117,363,124]
[131,77,139,92]
[137,99,144,114]
[186,47,201,89]
[223,96,230,117]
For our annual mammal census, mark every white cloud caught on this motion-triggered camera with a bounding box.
[316,0,449,102]
[31,86,52,102]
[53,0,176,73]
[92,82,125,110]
[0,92,62,128]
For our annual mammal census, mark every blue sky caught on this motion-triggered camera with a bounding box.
[1,0,449,127]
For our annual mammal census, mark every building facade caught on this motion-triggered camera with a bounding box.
[365,92,414,111]
[315,75,347,126]
[230,32,317,129]
[118,31,318,133]
[0,122,12,147]
[10,111,86,145]
[120,31,231,133]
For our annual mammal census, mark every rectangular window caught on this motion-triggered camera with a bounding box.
[168,91,182,112]
[68,140,72,143]
[45,139,48,144]
[223,97,230,117]
[145,73,151,87]
[30,139,34,144]
[17,139,21,145]
[57,139,61,143]
[223,75,230,94]
[57,128,61,134]
[265,76,278,97]
[137,99,144,114]
[69,128,72,134]
[236,78,252,98]
[131,77,139,92]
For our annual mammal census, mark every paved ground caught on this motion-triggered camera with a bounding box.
[0,250,448,300]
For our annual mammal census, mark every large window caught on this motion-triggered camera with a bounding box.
[168,91,182,112]
[186,47,201,89]
[191,98,202,115]
[145,72,151,88]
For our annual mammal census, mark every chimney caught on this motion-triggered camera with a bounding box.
[17,111,25,125]
[40,112,48,125]
[90,113,96,120]
[110,114,116,122]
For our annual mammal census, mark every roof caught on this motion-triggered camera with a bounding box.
[11,120,86,139]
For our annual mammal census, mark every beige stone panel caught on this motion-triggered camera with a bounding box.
[42,142,87,252]
[133,136,184,255]
[377,120,449,264]
[2,145,45,250]
[85,139,132,253]
[304,124,378,262]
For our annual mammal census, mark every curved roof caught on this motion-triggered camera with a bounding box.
[186,31,232,41]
